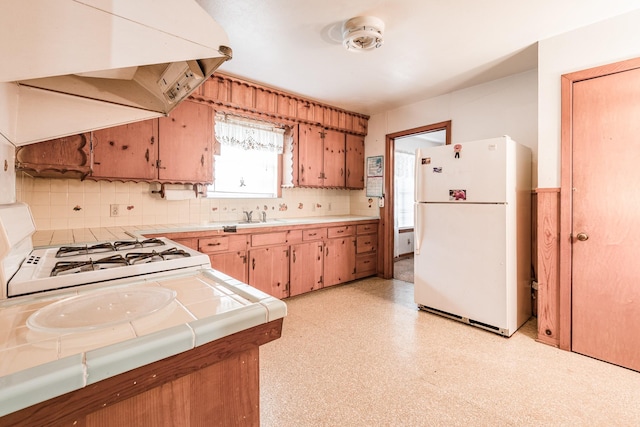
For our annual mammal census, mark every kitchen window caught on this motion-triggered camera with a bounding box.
[208,114,292,198]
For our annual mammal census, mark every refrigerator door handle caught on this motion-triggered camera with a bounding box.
[414,202,421,255]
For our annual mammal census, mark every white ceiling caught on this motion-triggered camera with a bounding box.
[197,1,640,116]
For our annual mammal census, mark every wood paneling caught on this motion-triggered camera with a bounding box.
[535,188,561,347]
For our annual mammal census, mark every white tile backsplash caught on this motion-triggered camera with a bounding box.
[16,175,356,230]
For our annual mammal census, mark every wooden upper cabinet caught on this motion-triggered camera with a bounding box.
[158,101,213,183]
[297,123,324,187]
[297,123,346,188]
[15,133,92,179]
[322,129,345,188]
[92,120,158,180]
[345,134,365,189]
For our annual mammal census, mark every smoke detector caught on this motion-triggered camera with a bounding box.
[342,16,384,52]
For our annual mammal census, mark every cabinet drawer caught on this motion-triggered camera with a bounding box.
[356,234,377,254]
[303,228,327,241]
[287,229,303,244]
[356,253,377,275]
[327,225,354,238]
[357,223,377,235]
[198,236,230,253]
[251,231,289,247]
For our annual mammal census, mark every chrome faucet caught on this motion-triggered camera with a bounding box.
[261,211,267,222]
[243,210,253,223]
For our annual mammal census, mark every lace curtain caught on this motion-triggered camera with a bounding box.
[214,113,285,153]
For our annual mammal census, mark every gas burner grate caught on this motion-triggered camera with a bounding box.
[55,242,115,258]
[114,238,166,251]
[50,255,129,276]
[125,247,191,264]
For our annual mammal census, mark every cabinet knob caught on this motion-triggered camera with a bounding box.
[576,232,589,241]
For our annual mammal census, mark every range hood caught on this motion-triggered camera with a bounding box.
[0,0,232,146]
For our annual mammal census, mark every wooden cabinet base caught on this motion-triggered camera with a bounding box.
[1,319,283,427]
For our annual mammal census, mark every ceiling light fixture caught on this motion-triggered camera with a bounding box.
[342,16,384,52]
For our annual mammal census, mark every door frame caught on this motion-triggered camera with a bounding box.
[381,120,451,279]
[559,57,640,350]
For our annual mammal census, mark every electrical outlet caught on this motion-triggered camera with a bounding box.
[110,204,119,217]
[328,202,332,211]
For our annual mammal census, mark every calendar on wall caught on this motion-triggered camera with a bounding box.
[366,156,383,197]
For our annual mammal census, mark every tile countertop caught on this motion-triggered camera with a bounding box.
[31,215,380,246]
[0,268,287,417]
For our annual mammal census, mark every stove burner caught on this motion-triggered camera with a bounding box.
[125,248,191,264]
[114,238,166,251]
[55,243,116,258]
[50,255,129,277]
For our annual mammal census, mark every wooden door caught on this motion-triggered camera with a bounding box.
[297,123,324,187]
[571,66,640,371]
[210,251,248,282]
[290,241,323,296]
[323,129,345,187]
[158,101,213,183]
[92,120,158,180]
[345,134,365,189]
[324,237,355,287]
[248,246,289,298]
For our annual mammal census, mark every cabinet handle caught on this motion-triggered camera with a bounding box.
[145,148,150,162]
[363,260,370,264]
[336,230,344,234]
[364,241,371,245]
[325,247,329,257]
[340,168,344,177]
[201,154,205,166]
[207,242,221,246]
[252,258,255,270]
[292,250,296,263]
[156,159,166,170]
[241,255,247,264]
[309,233,316,237]
[150,136,155,144]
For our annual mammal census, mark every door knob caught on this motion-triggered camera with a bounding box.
[576,232,589,241]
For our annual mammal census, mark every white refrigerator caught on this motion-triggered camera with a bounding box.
[413,136,531,337]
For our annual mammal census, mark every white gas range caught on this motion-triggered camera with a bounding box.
[0,203,210,299]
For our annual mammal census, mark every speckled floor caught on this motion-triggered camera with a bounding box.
[393,257,414,283]
[260,277,640,427]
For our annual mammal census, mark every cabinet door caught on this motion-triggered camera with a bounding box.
[324,237,356,287]
[248,246,289,298]
[297,123,324,187]
[322,129,345,188]
[92,120,158,180]
[345,134,364,189]
[290,241,323,297]
[210,251,248,282]
[158,101,213,183]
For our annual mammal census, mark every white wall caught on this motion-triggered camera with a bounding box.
[351,69,538,215]
[538,9,640,188]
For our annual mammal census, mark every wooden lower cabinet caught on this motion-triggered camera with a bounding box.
[324,236,356,287]
[248,245,290,299]
[2,320,283,427]
[152,219,377,298]
[197,235,249,282]
[210,251,248,282]
[290,241,324,296]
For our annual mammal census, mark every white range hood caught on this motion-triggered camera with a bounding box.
[0,0,232,146]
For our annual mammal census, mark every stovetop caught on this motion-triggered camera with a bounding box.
[8,237,211,298]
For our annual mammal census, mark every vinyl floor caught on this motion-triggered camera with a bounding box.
[260,277,640,426]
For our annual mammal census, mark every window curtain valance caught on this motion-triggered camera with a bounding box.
[214,113,285,153]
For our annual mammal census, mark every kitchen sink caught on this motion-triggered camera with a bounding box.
[26,287,176,333]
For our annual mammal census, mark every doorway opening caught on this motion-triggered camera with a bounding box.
[382,120,451,280]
